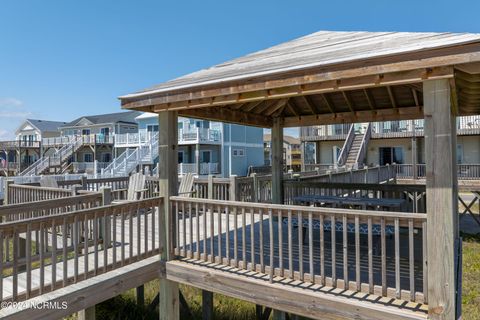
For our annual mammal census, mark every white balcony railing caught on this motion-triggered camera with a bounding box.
[178,128,221,144]
[42,134,114,147]
[178,162,219,175]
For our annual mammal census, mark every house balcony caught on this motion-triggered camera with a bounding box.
[42,134,114,147]
[0,140,40,150]
[301,115,480,141]
[114,130,157,147]
[178,162,220,175]
[178,128,221,145]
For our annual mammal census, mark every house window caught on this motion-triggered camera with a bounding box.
[100,127,110,136]
[84,153,93,162]
[201,150,211,163]
[232,149,245,157]
[82,129,91,135]
[147,124,159,132]
[379,147,404,165]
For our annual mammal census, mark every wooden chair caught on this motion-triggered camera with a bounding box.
[113,172,148,202]
[178,173,195,197]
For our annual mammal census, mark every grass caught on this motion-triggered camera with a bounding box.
[461,232,480,320]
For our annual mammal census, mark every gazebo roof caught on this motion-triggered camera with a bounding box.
[121,30,480,128]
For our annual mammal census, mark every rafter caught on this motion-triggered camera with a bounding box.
[286,101,299,117]
[411,88,419,107]
[387,86,397,108]
[363,89,376,110]
[300,95,317,115]
[320,93,336,114]
[342,91,355,113]
[178,106,272,128]
[265,99,289,116]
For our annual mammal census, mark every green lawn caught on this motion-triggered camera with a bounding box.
[462,233,480,320]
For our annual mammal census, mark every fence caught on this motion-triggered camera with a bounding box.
[396,163,480,180]
[171,196,427,303]
[0,197,161,302]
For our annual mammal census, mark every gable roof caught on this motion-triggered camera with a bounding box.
[18,119,67,134]
[122,31,480,99]
[62,111,141,128]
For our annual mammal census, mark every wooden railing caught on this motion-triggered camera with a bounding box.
[0,197,161,302]
[282,182,426,213]
[170,197,427,303]
[396,163,480,180]
[5,184,74,205]
[337,124,354,166]
[0,193,102,222]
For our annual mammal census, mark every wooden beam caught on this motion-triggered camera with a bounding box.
[411,88,420,107]
[342,91,355,113]
[387,86,397,108]
[179,106,272,128]
[285,102,299,117]
[300,95,317,115]
[132,66,455,112]
[202,290,214,320]
[271,118,284,204]
[265,99,288,116]
[165,260,427,320]
[364,89,376,110]
[283,106,423,127]
[320,93,336,113]
[423,79,459,320]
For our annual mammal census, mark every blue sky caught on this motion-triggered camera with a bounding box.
[1,0,480,139]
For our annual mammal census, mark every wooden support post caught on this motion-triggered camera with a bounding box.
[195,140,200,176]
[207,175,214,199]
[423,79,459,320]
[80,176,87,190]
[229,175,237,201]
[4,180,13,205]
[77,306,95,320]
[202,290,213,320]
[270,118,287,320]
[99,187,111,248]
[158,111,180,320]
[136,284,145,306]
[271,117,284,205]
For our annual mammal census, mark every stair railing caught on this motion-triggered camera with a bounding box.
[353,123,372,169]
[336,124,355,166]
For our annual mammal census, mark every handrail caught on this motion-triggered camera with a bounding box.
[337,124,354,166]
[353,123,372,169]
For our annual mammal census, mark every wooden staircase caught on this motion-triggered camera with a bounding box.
[345,134,364,167]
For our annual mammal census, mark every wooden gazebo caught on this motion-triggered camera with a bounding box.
[121,31,480,320]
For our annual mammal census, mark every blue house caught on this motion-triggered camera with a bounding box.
[118,113,264,177]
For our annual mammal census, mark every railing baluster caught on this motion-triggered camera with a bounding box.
[342,214,348,289]
[226,206,230,264]
[250,208,255,272]
[242,207,246,269]
[381,217,387,296]
[188,202,193,259]
[422,221,428,304]
[288,210,293,279]
[233,206,238,268]
[210,204,214,263]
[12,228,18,300]
[308,212,314,283]
[0,231,3,302]
[368,217,373,294]
[298,211,303,281]
[26,224,32,297]
[196,202,200,260]
[217,205,222,264]
[182,202,186,256]
[395,218,400,299]
[84,214,89,280]
[175,201,179,255]
[40,222,45,294]
[409,219,415,302]
[203,203,207,261]
[104,210,109,272]
[51,221,57,291]
[63,217,68,286]
[259,209,264,274]
[320,214,325,286]
[355,215,360,292]
[278,210,283,278]
[74,215,79,283]
[121,208,125,266]
[94,212,98,275]
[331,215,336,288]
[269,209,274,283]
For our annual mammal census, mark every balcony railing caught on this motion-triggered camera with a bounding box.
[302,116,480,140]
[42,134,114,147]
[179,162,220,175]
[0,140,41,149]
[178,128,221,144]
[71,161,110,173]
[396,163,480,180]
[114,130,157,146]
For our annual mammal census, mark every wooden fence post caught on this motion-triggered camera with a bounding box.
[99,187,111,248]
[229,175,237,201]
[4,180,13,205]
[80,176,87,190]
[252,173,258,203]
[207,175,214,200]
[202,290,214,320]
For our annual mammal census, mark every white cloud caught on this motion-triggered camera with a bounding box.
[0,98,32,118]
[0,98,33,140]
